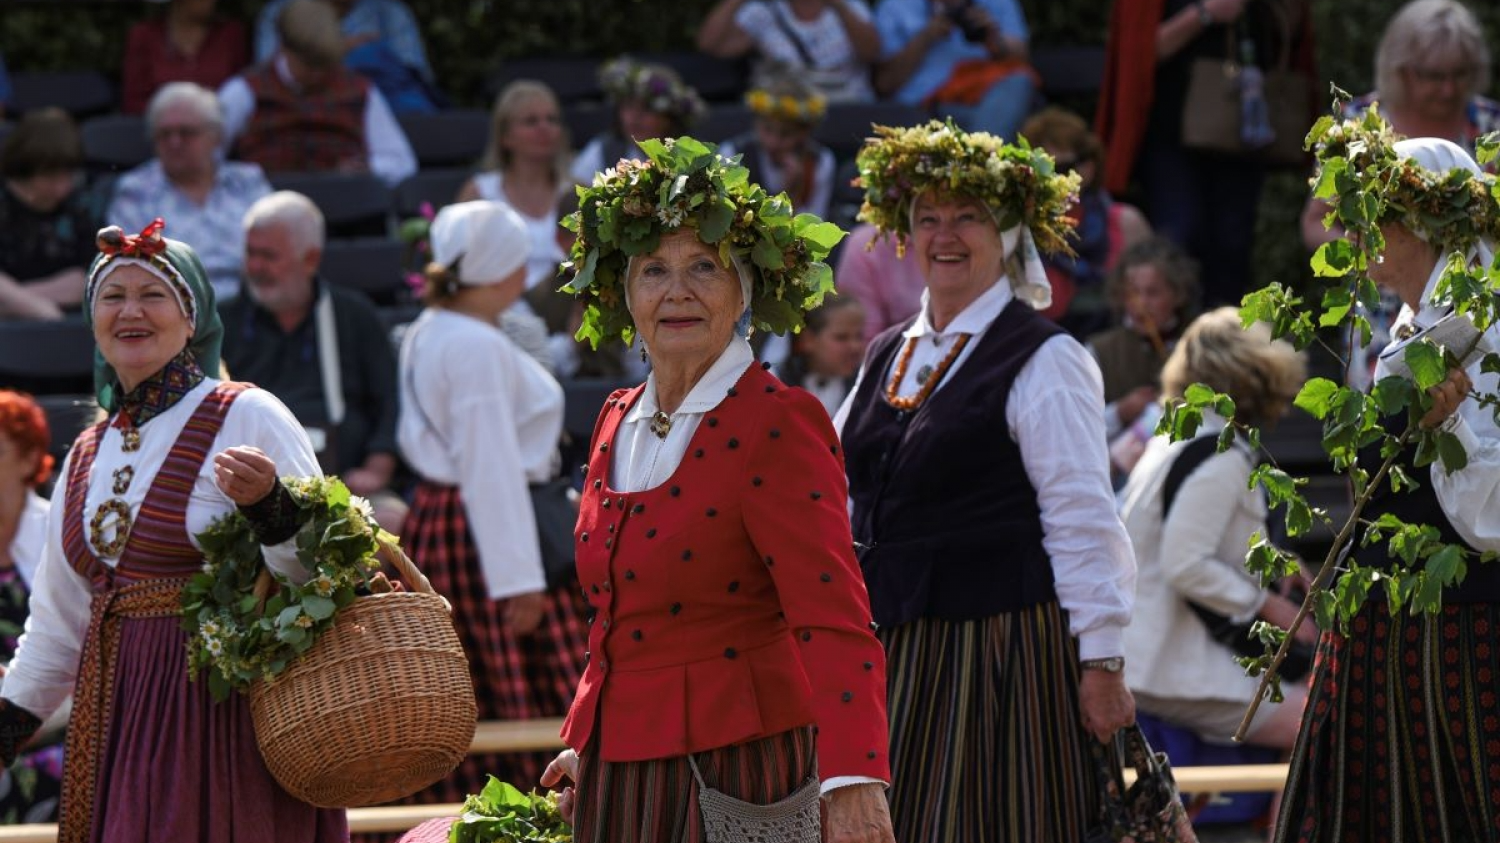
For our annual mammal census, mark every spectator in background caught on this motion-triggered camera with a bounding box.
[569,57,705,186]
[1117,307,1310,769]
[774,296,865,416]
[457,80,571,294]
[1301,0,1496,250]
[255,0,438,112]
[1086,237,1199,477]
[219,0,417,186]
[0,390,64,824]
[1096,0,1315,308]
[721,73,838,219]
[1021,106,1151,337]
[834,222,925,339]
[108,82,271,302]
[121,0,249,115]
[0,109,96,321]
[695,0,881,104]
[218,191,405,528]
[874,0,1035,140]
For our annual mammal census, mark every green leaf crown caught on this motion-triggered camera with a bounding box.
[560,136,846,348]
[853,119,1081,257]
[1309,104,1500,255]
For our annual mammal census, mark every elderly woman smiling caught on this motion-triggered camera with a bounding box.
[836,121,1137,843]
[539,138,894,843]
[0,219,343,842]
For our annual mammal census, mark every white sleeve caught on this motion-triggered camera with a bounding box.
[217,77,255,152]
[1156,448,1268,620]
[1008,335,1136,660]
[363,87,418,186]
[1428,405,1500,553]
[450,355,548,600]
[2,450,94,720]
[206,389,324,582]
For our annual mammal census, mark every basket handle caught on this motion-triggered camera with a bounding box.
[376,537,437,596]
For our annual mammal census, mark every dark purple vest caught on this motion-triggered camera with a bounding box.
[844,298,1064,626]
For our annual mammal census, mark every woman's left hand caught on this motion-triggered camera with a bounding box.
[1078,668,1135,743]
[823,782,896,843]
[1420,367,1472,429]
[213,446,278,506]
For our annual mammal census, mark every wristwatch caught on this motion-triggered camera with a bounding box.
[1194,0,1214,27]
[1080,656,1125,673]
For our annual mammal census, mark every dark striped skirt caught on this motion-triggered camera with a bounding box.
[400,481,592,801]
[1275,600,1500,843]
[880,601,1098,843]
[572,726,817,843]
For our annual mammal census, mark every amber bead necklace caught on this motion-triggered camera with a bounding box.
[884,333,971,412]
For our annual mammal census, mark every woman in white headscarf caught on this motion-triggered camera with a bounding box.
[1276,136,1500,842]
[395,200,590,801]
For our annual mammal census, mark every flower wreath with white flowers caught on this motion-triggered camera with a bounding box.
[854,119,1081,258]
[598,56,707,126]
[561,135,846,348]
[180,476,393,701]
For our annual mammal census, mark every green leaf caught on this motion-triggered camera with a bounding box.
[697,197,734,242]
[1217,425,1236,452]
[301,595,337,621]
[1426,544,1467,587]
[1372,376,1414,416]
[1294,378,1340,420]
[1436,430,1469,473]
[751,236,784,269]
[1404,341,1447,390]
[1311,239,1355,277]
[1184,383,1217,407]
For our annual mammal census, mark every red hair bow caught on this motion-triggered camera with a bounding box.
[96,218,168,259]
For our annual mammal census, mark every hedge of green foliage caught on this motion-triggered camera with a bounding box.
[4,0,1497,294]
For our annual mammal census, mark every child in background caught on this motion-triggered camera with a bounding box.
[721,73,837,218]
[776,296,866,417]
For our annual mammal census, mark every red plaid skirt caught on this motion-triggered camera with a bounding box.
[1276,600,1500,842]
[400,481,591,801]
[572,725,817,843]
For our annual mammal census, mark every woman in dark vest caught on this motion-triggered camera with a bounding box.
[835,120,1137,843]
[1276,137,1500,842]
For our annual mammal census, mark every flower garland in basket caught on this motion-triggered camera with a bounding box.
[854,119,1080,258]
[561,135,846,348]
[181,476,393,701]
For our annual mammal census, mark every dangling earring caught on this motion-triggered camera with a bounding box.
[640,343,648,363]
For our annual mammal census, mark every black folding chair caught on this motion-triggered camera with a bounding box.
[393,168,470,219]
[396,109,490,168]
[268,172,392,238]
[320,237,408,308]
[10,71,115,118]
[81,113,152,174]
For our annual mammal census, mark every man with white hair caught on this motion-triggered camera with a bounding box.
[219,191,403,518]
[107,81,272,301]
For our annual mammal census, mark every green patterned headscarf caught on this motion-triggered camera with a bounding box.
[84,219,224,411]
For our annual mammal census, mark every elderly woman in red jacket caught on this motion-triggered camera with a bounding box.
[539,138,894,843]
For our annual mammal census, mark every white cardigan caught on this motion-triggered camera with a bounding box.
[1117,422,1270,705]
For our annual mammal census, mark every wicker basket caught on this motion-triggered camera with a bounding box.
[248,542,477,808]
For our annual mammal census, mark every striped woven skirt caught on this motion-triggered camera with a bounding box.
[1275,600,1500,843]
[571,726,817,843]
[399,481,592,801]
[880,601,1098,843]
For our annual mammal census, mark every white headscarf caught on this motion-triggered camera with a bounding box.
[429,200,531,285]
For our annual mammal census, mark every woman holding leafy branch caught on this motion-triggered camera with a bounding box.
[538,137,894,843]
[0,219,344,842]
[834,120,1137,842]
[1275,134,1500,842]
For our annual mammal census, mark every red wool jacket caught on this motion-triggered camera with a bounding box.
[560,364,891,782]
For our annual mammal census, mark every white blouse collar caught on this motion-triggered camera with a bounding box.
[625,336,756,422]
[903,276,1015,340]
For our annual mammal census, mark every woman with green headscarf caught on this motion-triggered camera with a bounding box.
[0,219,346,842]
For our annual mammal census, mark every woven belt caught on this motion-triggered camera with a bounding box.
[59,577,188,843]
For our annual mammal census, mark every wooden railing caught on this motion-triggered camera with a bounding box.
[0,719,1289,841]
